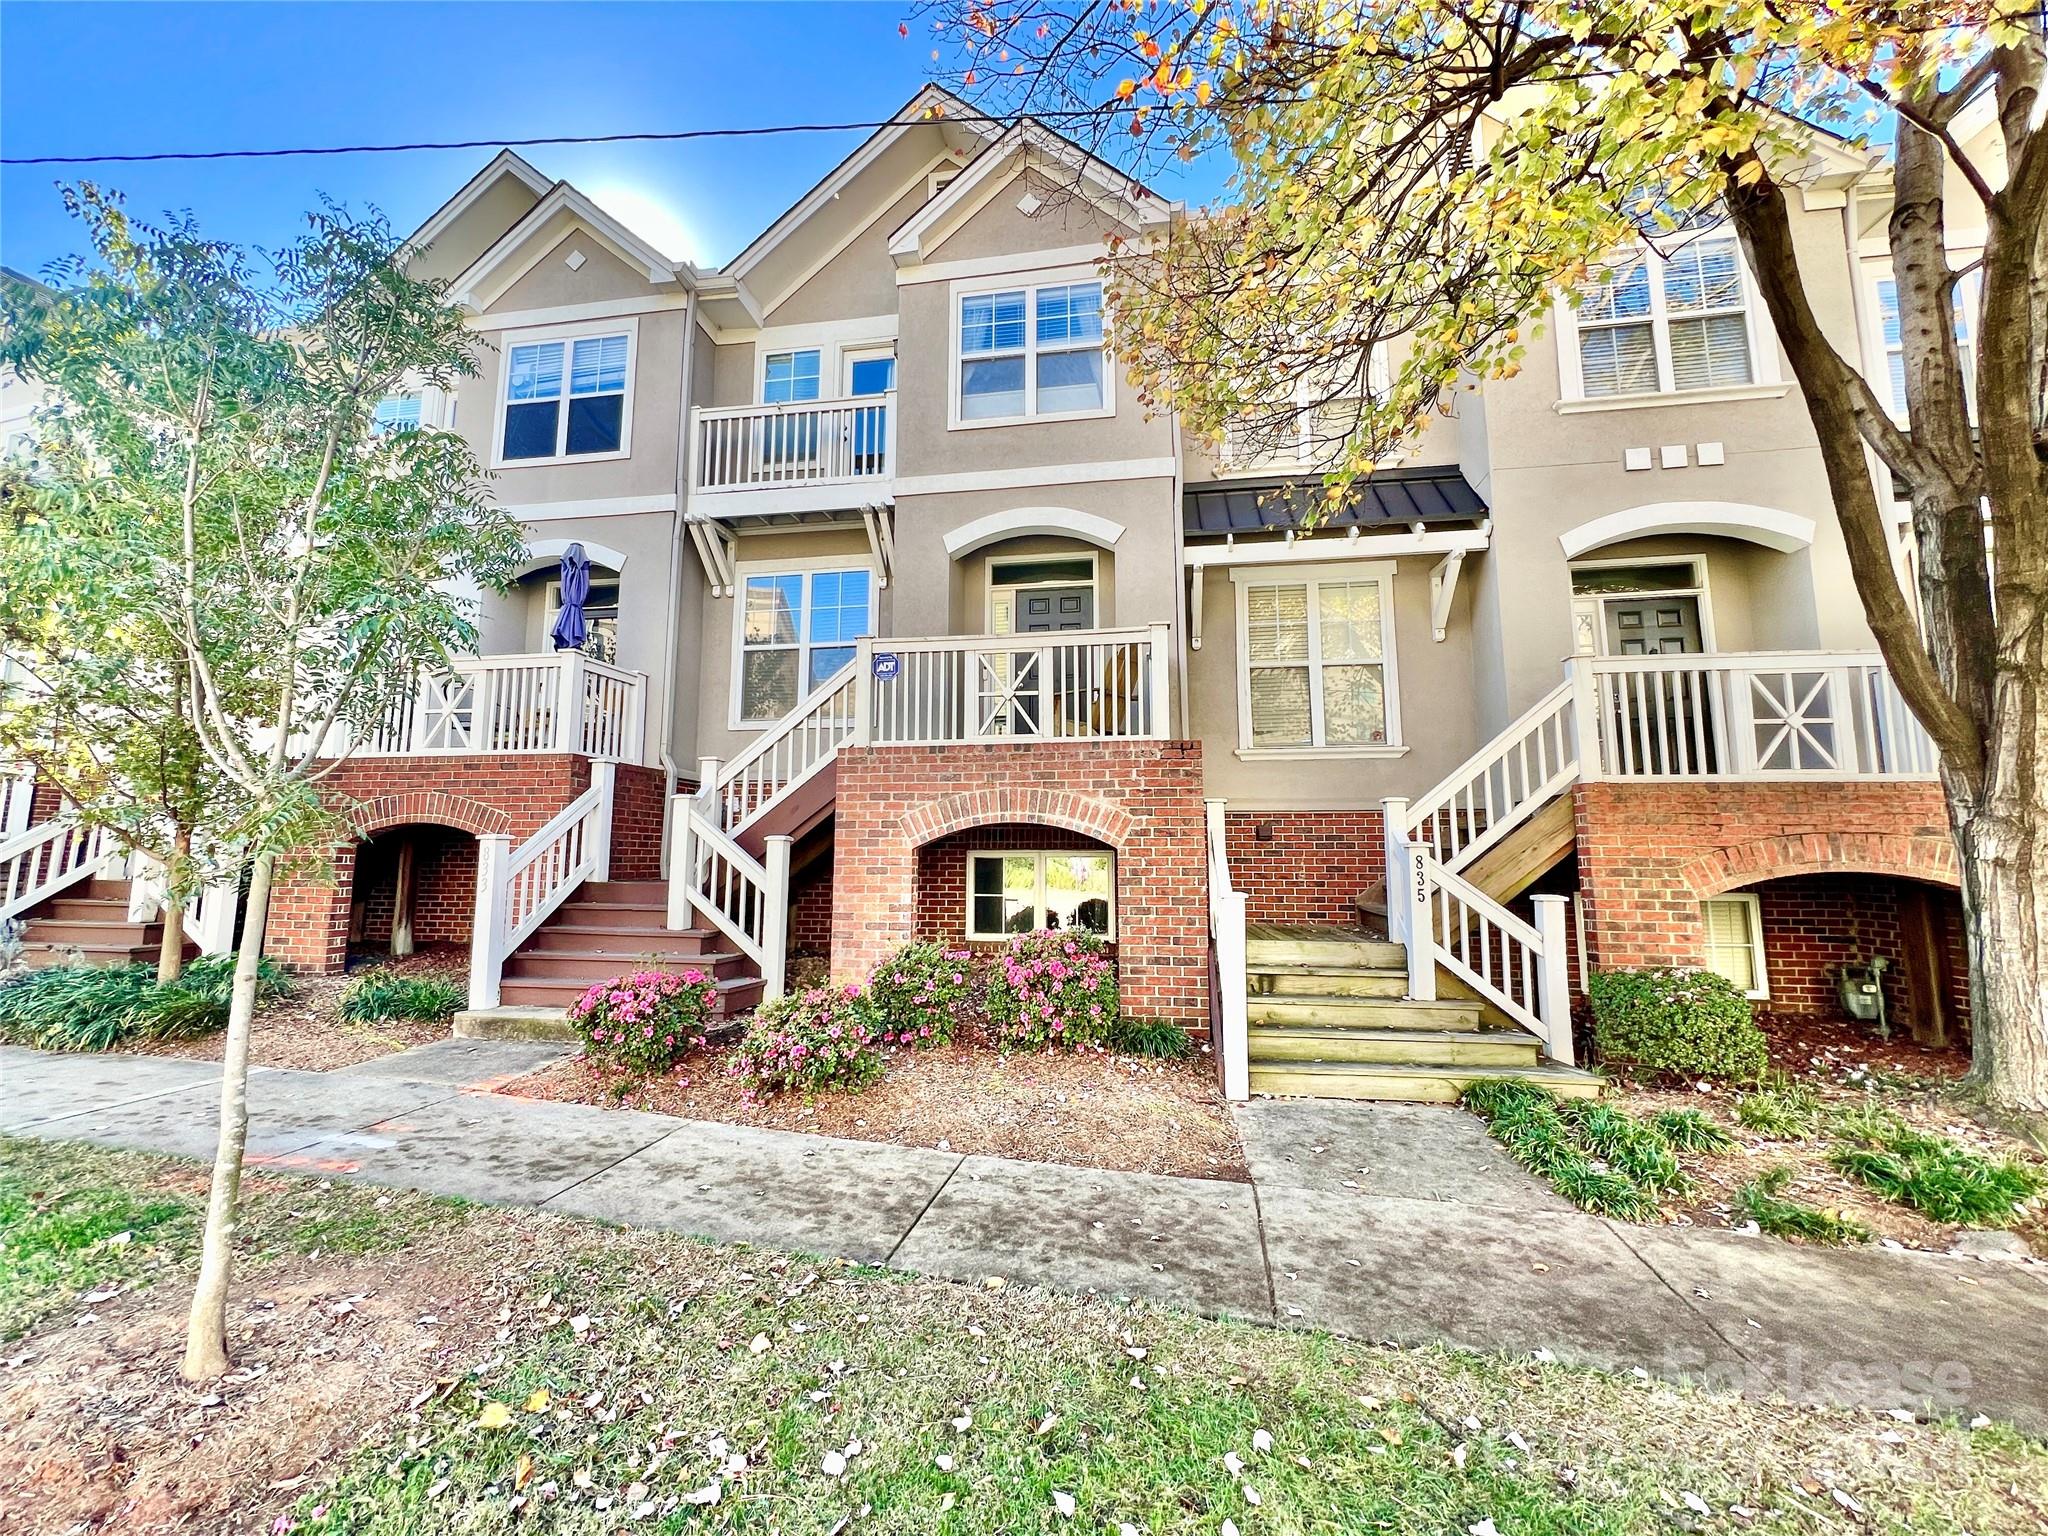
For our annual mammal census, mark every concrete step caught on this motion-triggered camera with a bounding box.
[503,947,749,982]
[453,1006,579,1043]
[1249,963,1407,999]
[1246,935,1407,969]
[498,972,763,1016]
[1245,993,1485,1031]
[522,924,728,959]
[1247,1024,1541,1068]
[1248,1059,1605,1103]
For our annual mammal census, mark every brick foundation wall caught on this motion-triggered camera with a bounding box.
[1748,873,1968,1035]
[351,826,478,948]
[789,857,834,957]
[1224,810,1382,925]
[266,754,592,973]
[1574,779,1956,972]
[830,741,1208,1025]
[914,824,1117,959]
[608,763,668,882]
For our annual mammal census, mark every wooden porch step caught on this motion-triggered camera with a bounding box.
[573,879,670,904]
[22,941,162,969]
[1245,993,1485,1031]
[522,923,729,958]
[1247,1024,1540,1068]
[1248,1059,1605,1103]
[1248,962,1408,999]
[503,946,750,982]
[546,901,670,928]
[497,972,762,1016]
[1245,934,1406,969]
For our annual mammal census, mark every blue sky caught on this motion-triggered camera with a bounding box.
[1,1,1217,277]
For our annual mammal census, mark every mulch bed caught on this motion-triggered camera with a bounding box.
[138,950,463,1072]
[499,1040,1250,1182]
[1604,1010,2048,1254]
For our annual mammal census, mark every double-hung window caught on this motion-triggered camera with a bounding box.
[1702,895,1768,999]
[957,279,1105,422]
[967,850,1114,939]
[1875,273,1980,421]
[371,394,422,436]
[502,331,630,461]
[735,566,874,724]
[1569,235,1756,400]
[1234,565,1400,752]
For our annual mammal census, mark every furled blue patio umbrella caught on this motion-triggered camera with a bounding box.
[550,542,591,652]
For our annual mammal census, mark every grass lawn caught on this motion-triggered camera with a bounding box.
[2,1136,2045,1536]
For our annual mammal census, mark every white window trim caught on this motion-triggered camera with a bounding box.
[1229,561,1404,758]
[749,328,899,403]
[758,345,824,406]
[492,317,638,470]
[948,264,1115,431]
[1551,233,1782,409]
[1567,554,1720,657]
[1702,893,1769,1000]
[985,551,1101,633]
[1864,265,1981,424]
[964,847,1117,941]
[727,555,878,731]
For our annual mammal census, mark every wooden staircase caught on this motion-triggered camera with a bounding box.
[497,879,763,1017]
[15,878,195,970]
[1242,925,1601,1102]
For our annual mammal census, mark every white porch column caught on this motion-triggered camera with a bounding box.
[1379,797,1410,946]
[762,834,793,1002]
[1564,655,1602,780]
[1532,893,1574,1066]
[467,833,512,1010]
[666,794,697,931]
[589,762,616,882]
[1146,622,1173,738]
[1205,797,1250,1103]
[554,652,589,753]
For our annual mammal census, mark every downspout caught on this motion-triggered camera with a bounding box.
[659,286,699,870]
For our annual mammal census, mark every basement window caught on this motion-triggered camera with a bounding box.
[1702,894,1769,1000]
[967,850,1114,939]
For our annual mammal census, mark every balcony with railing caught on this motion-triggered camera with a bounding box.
[690,393,895,514]
[353,652,647,762]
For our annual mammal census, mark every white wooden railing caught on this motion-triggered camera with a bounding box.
[0,817,125,922]
[1404,680,1578,873]
[1205,798,1250,1101]
[692,393,896,493]
[468,765,614,1009]
[714,667,860,836]
[666,794,790,1001]
[359,653,646,762]
[854,625,1172,745]
[1,765,34,838]
[1574,651,1939,781]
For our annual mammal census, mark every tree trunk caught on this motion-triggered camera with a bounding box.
[155,825,193,984]
[1953,715,2048,1114]
[180,849,274,1381]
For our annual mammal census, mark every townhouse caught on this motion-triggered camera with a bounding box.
[3,87,1983,1100]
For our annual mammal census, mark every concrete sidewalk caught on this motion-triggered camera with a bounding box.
[3,1042,2044,1431]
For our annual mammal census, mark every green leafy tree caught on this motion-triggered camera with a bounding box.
[1,188,524,1377]
[921,0,2048,1112]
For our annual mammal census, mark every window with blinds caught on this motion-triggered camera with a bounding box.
[958,280,1105,422]
[1702,895,1768,998]
[502,331,631,461]
[1572,237,1757,400]
[1874,273,1979,422]
[1237,569,1398,752]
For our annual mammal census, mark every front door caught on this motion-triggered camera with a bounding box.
[1014,585,1095,632]
[1604,595,1703,656]
[844,349,895,476]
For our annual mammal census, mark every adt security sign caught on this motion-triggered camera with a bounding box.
[872,651,901,680]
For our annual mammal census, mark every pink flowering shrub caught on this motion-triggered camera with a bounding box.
[569,968,715,1077]
[865,941,977,1049]
[981,931,1118,1051]
[731,985,884,1095]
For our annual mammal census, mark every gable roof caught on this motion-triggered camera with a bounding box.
[447,180,691,309]
[724,84,995,282]
[885,116,1174,265]
[404,149,553,256]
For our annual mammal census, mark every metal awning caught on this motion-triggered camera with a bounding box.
[1182,464,1487,536]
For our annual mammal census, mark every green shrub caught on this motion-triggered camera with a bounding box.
[1461,1080,1661,1221]
[981,931,1118,1051]
[731,985,884,1097]
[568,969,717,1077]
[1588,968,1768,1083]
[341,969,467,1026]
[1558,1100,1689,1193]
[864,942,978,1049]
[0,956,289,1051]
[1649,1108,1737,1153]
[1828,1116,2047,1226]
[1735,1080,1823,1138]
[1737,1167,1871,1244]
[1106,1017,1193,1059]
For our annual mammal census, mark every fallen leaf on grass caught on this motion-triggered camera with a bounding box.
[475,1402,514,1430]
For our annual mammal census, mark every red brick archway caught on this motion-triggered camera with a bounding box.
[830,741,1208,1024]
[351,792,513,839]
[1681,831,1960,898]
[903,786,1135,851]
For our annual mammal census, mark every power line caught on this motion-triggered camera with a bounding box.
[0,104,1149,168]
